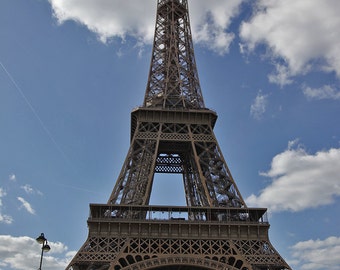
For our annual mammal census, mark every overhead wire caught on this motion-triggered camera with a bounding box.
[0,61,109,195]
[0,61,72,167]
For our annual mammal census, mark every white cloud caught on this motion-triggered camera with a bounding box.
[240,0,340,83]
[48,0,243,55]
[190,0,243,54]
[9,173,16,181]
[49,0,156,43]
[0,235,74,270]
[302,84,340,100]
[291,236,340,270]
[0,188,13,224]
[17,197,35,215]
[250,90,268,119]
[1,181,42,223]
[268,63,293,87]
[21,184,34,194]
[246,141,340,212]
[0,188,6,205]
[20,184,43,196]
[0,213,13,224]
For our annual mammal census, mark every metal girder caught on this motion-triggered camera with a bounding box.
[108,110,245,209]
[144,0,204,109]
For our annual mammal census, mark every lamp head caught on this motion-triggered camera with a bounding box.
[42,243,51,252]
[36,233,46,244]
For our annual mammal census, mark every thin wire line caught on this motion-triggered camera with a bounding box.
[0,61,72,166]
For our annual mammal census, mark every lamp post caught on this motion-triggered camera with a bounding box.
[36,233,51,270]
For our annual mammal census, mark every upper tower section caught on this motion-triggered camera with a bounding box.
[143,0,205,109]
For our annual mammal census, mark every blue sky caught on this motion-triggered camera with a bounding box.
[1,0,340,269]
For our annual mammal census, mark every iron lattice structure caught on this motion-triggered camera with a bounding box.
[144,0,204,109]
[67,1,291,270]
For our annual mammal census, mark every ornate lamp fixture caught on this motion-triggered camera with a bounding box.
[36,233,51,270]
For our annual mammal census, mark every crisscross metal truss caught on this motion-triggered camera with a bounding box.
[144,0,204,109]
[68,0,291,269]
[67,235,290,270]
[108,110,245,209]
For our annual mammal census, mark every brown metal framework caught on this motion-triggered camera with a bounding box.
[144,0,204,109]
[67,1,291,270]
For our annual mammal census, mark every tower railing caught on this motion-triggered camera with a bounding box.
[89,204,268,224]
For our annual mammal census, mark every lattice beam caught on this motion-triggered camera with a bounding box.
[108,109,246,209]
[144,0,204,109]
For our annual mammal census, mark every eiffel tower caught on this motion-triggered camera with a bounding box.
[67,1,291,269]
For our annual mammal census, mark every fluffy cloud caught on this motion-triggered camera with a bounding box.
[302,84,340,100]
[0,212,12,224]
[189,0,243,54]
[17,197,35,215]
[49,0,156,43]
[0,188,13,224]
[268,64,293,88]
[246,141,340,212]
[291,236,340,270]
[1,178,43,222]
[250,90,268,119]
[240,0,340,84]
[48,0,243,55]
[0,235,74,270]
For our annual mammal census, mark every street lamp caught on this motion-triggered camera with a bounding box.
[36,233,51,270]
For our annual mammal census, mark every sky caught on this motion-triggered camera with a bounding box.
[0,0,340,269]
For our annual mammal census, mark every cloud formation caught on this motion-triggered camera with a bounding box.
[240,0,340,85]
[17,197,35,215]
[250,90,268,119]
[291,236,340,270]
[21,184,34,194]
[189,0,243,54]
[268,64,293,88]
[0,235,74,270]
[50,0,156,43]
[9,174,16,181]
[21,184,43,196]
[302,84,340,100]
[48,0,243,55]
[48,0,340,98]
[0,188,13,224]
[246,141,340,212]
[0,174,44,222]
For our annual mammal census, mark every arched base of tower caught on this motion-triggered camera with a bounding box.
[67,205,291,270]
[112,255,249,270]
[147,266,211,270]
[109,254,252,270]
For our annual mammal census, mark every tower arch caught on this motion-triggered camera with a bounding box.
[114,255,250,270]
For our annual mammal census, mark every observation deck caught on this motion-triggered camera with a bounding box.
[88,204,269,241]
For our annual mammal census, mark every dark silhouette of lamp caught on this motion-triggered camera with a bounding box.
[36,233,51,269]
